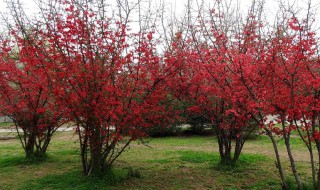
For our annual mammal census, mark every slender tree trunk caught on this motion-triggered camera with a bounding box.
[310,113,319,190]
[216,129,247,165]
[217,132,243,164]
[217,135,226,162]
[217,134,232,164]
[317,148,320,190]
[233,138,244,163]
[315,129,320,190]
[78,124,88,175]
[307,131,316,189]
[281,119,302,189]
[296,116,316,189]
[317,112,320,190]
[265,128,288,190]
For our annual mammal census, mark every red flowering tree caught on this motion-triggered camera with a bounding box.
[20,0,173,175]
[261,13,320,189]
[0,29,66,159]
[165,1,266,164]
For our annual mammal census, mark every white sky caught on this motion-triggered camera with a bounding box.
[0,0,316,18]
[0,0,319,32]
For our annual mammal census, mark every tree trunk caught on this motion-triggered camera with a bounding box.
[317,150,320,190]
[311,113,319,190]
[265,128,288,190]
[281,120,302,189]
[217,133,242,165]
[25,133,36,159]
[217,134,232,164]
[87,121,103,176]
[233,138,244,163]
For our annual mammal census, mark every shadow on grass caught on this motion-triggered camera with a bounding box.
[0,149,79,168]
[0,156,27,167]
[0,155,50,168]
[178,150,219,163]
[285,178,315,190]
[20,167,138,190]
[178,150,267,172]
[213,154,267,173]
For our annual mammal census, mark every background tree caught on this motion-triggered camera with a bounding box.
[32,0,173,176]
[261,3,320,187]
[0,26,66,160]
[164,0,266,164]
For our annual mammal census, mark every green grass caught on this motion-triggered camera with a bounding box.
[0,156,29,167]
[177,150,266,165]
[0,122,14,128]
[178,150,220,163]
[285,178,315,190]
[149,135,217,146]
[253,134,307,148]
[20,168,132,190]
[0,132,314,189]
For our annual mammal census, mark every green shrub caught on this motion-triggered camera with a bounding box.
[146,125,182,137]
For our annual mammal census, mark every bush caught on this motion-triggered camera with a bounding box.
[186,115,211,135]
[146,125,182,137]
[181,127,215,136]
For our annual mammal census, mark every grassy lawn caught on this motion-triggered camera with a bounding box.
[0,122,14,128]
[0,132,314,189]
